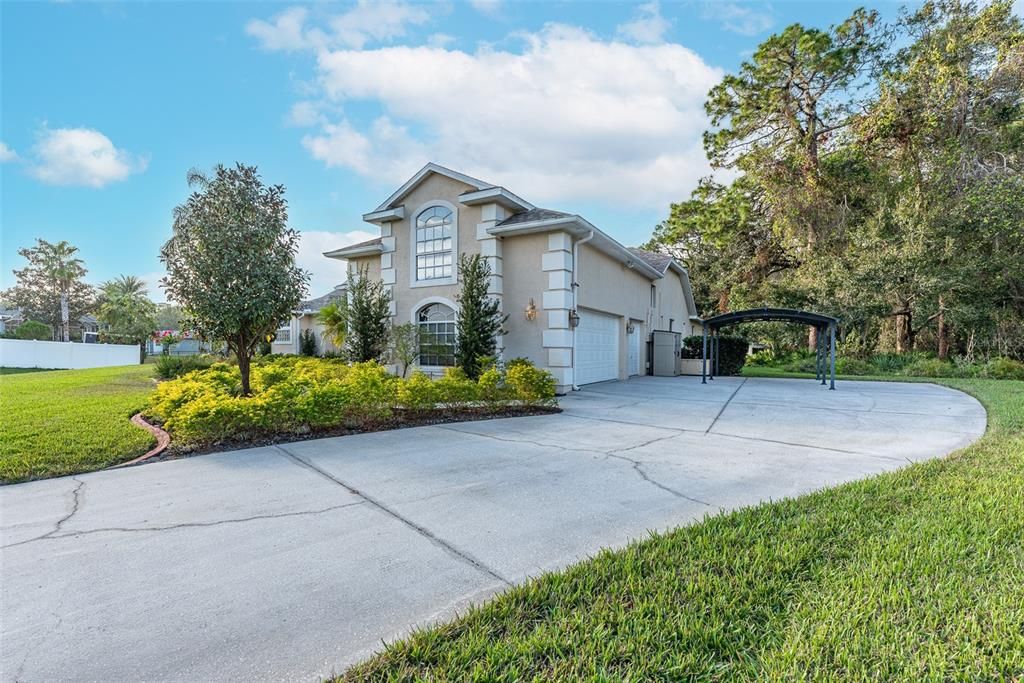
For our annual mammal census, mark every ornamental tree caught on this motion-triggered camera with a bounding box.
[455,253,507,379]
[161,164,308,395]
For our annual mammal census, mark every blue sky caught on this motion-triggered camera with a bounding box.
[2,0,918,301]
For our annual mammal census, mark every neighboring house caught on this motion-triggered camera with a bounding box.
[0,307,25,336]
[324,163,701,392]
[146,331,216,356]
[271,284,347,356]
[80,314,101,343]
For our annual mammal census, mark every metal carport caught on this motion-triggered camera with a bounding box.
[700,307,840,389]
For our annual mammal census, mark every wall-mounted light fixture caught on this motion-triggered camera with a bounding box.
[525,298,537,321]
[626,322,636,334]
[569,309,581,328]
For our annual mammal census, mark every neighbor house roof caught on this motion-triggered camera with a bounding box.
[295,284,347,314]
[323,237,383,259]
[627,248,673,274]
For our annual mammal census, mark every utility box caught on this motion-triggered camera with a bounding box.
[651,330,681,376]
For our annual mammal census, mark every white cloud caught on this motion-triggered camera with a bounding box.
[616,1,670,44]
[0,141,17,162]
[294,23,721,207]
[428,33,455,48]
[469,0,501,16]
[29,126,147,188]
[247,1,430,52]
[706,2,774,36]
[286,100,325,127]
[246,6,316,51]
[298,229,378,294]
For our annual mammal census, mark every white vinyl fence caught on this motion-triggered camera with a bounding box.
[0,339,141,370]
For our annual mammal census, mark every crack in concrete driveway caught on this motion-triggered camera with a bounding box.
[0,376,987,682]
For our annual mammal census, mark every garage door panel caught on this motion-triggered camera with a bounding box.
[576,309,619,385]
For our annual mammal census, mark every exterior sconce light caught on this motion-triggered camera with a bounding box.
[525,298,538,321]
[569,309,581,328]
[626,322,636,334]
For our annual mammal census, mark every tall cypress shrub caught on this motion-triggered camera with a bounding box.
[456,254,507,379]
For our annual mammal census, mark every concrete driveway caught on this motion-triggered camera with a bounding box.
[1,376,986,681]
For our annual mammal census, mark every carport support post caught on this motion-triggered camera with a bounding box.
[829,323,836,390]
[714,332,720,376]
[819,326,827,385]
[701,326,707,384]
[708,330,715,380]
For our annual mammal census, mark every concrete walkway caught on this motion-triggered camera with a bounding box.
[0,377,986,681]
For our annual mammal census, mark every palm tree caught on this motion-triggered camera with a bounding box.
[101,275,148,300]
[44,241,87,342]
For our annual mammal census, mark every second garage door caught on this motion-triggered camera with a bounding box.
[576,309,620,385]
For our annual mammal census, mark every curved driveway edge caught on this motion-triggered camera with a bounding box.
[0,376,986,681]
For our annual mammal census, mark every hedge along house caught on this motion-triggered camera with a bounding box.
[271,284,347,356]
[324,163,701,392]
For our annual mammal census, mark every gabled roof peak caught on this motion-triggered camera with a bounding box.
[372,162,495,212]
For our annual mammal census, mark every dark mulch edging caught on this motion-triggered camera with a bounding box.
[132,405,562,467]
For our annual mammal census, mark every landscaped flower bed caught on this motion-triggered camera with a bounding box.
[145,355,558,450]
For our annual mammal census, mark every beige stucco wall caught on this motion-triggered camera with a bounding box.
[270,313,341,356]
[576,245,694,378]
[347,254,381,282]
[500,232,548,366]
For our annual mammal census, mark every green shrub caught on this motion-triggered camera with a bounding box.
[900,358,957,378]
[299,328,318,356]
[979,357,1024,380]
[506,362,557,406]
[746,349,775,366]
[835,357,874,376]
[871,352,928,374]
[12,320,51,340]
[682,335,748,375]
[153,354,217,380]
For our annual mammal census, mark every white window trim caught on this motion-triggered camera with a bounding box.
[409,199,458,289]
[274,321,292,344]
[410,296,459,371]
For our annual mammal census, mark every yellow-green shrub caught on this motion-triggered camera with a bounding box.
[507,363,557,406]
[148,356,556,445]
[434,367,480,410]
[397,371,439,412]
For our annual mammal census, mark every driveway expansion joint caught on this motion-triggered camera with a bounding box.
[705,378,748,434]
[274,444,513,587]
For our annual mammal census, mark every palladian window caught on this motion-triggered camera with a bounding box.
[417,303,456,366]
[415,206,453,281]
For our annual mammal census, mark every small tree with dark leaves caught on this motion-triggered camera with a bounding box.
[455,253,507,379]
[161,164,308,395]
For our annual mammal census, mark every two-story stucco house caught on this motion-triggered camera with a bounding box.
[324,163,700,392]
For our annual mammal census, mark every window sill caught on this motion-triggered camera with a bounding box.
[410,277,457,289]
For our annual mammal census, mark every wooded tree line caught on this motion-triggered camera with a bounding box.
[647,0,1023,360]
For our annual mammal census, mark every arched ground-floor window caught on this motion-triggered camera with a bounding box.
[417,302,456,366]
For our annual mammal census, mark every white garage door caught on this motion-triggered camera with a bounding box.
[576,309,620,385]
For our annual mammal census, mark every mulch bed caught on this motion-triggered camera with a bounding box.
[131,405,562,466]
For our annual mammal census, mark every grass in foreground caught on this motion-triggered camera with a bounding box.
[342,377,1024,681]
[0,365,156,484]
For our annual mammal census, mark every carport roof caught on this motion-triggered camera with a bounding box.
[704,307,838,329]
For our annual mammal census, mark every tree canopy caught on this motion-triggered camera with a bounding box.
[649,0,1023,361]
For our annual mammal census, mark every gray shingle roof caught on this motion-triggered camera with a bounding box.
[627,248,674,274]
[497,208,573,227]
[299,285,347,313]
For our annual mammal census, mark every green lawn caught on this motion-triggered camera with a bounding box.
[0,365,157,484]
[342,377,1024,681]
